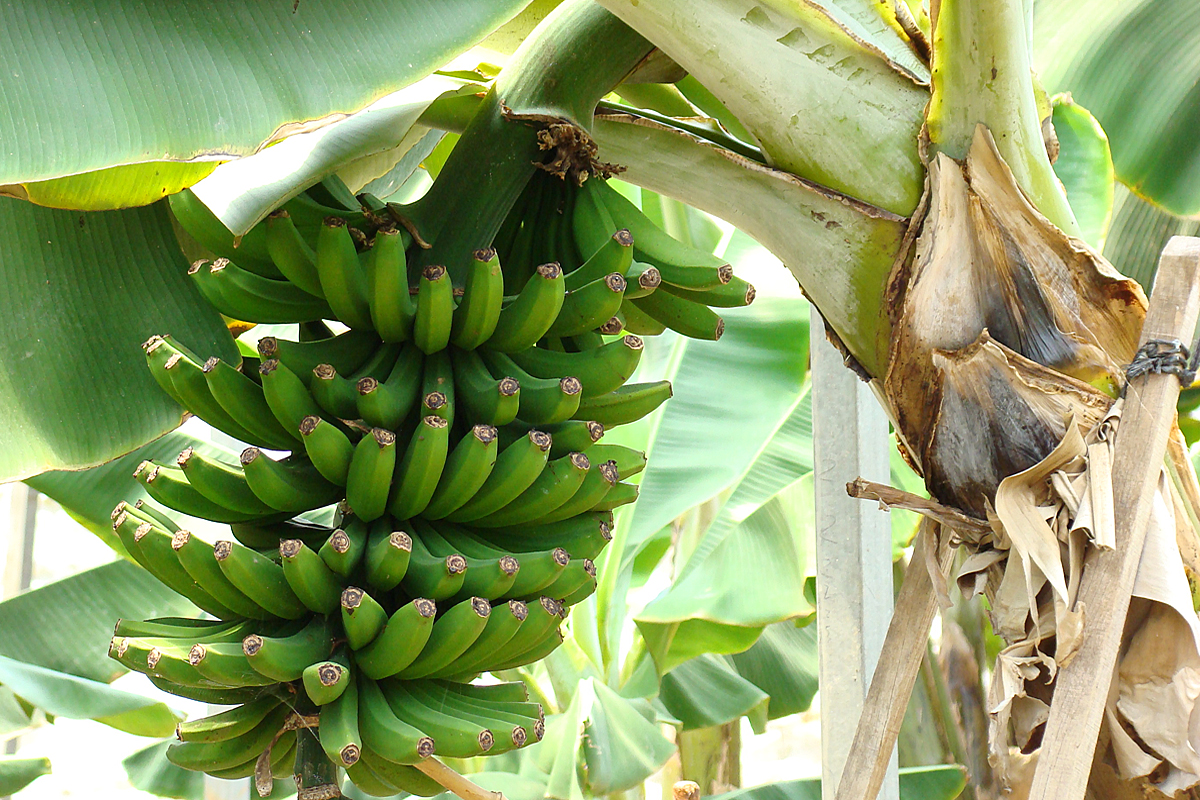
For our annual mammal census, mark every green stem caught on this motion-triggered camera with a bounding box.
[294,722,339,798]
[926,0,1080,236]
[406,0,653,280]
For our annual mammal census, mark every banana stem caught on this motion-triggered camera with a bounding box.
[293,724,339,800]
[406,0,654,280]
[414,757,505,800]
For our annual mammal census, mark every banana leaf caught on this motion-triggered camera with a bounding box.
[0,0,530,208]
[725,619,819,721]
[0,756,51,796]
[708,765,968,800]
[1102,184,1200,295]
[1050,97,1115,249]
[123,740,203,800]
[658,654,770,733]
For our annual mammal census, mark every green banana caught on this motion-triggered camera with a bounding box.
[598,316,625,335]
[439,680,532,705]
[444,431,552,523]
[243,614,333,682]
[661,275,756,307]
[475,512,614,561]
[169,189,279,276]
[403,682,531,752]
[448,347,520,427]
[127,498,183,533]
[565,228,634,291]
[202,357,299,449]
[303,650,351,706]
[204,728,297,780]
[537,558,597,604]
[467,597,562,675]
[213,538,308,619]
[420,349,455,427]
[488,625,564,672]
[572,380,673,427]
[114,615,239,641]
[388,415,450,520]
[356,676,435,764]
[507,335,643,398]
[135,461,267,524]
[228,517,330,551]
[144,336,263,445]
[112,638,203,688]
[422,425,499,520]
[190,257,334,324]
[479,350,581,425]
[367,227,416,341]
[427,523,567,598]
[259,358,323,433]
[585,444,647,479]
[356,343,423,430]
[258,329,380,383]
[413,264,454,354]
[298,415,355,485]
[450,248,504,349]
[166,704,291,772]
[345,758,397,796]
[415,522,519,602]
[401,529,468,601]
[471,452,591,528]
[355,598,438,680]
[265,209,325,297]
[176,447,277,517]
[176,695,284,743]
[484,262,566,352]
[594,481,639,511]
[310,363,361,419]
[546,272,627,338]
[382,678,493,757]
[111,513,238,619]
[341,586,389,650]
[499,419,604,458]
[618,299,668,336]
[346,429,398,522]
[319,519,369,577]
[534,460,619,525]
[624,261,663,298]
[357,748,445,797]
[171,530,274,620]
[633,289,725,340]
[423,600,527,679]
[589,178,733,289]
[240,448,341,513]
[147,674,271,705]
[188,642,280,688]
[363,523,413,591]
[316,216,373,330]
[280,538,343,615]
[396,597,491,680]
[559,575,599,607]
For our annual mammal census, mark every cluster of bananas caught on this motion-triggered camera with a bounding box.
[109,171,751,790]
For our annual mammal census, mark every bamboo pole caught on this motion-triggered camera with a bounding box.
[1029,237,1200,797]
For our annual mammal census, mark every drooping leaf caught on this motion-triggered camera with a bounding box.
[1102,183,1200,294]
[707,765,967,800]
[594,0,928,217]
[0,656,181,737]
[659,654,770,733]
[192,77,476,236]
[581,681,676,795]
[0,756,51,796]
[0,561,197,682]
[0,197,235,482]
[0,0,530,208]
[123,740,204,800]
[726,619,819,721]
[1050,96,1115,249]
[1036,0,1200,217]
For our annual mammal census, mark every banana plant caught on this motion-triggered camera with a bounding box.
[2,0,1200,798]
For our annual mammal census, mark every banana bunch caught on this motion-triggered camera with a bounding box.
[113,171,747,789]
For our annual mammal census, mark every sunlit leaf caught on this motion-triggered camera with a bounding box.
[659,654,769,732]
[1050,97,1114,249]
[0,756,51,796]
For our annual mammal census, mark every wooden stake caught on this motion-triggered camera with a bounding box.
[832,518,956,800]
[1028,238,1200,796]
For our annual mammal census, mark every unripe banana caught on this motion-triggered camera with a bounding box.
[318,520,369,577]
[175,448,276,518]
[661,275,756,307]
[355,598,438,680]
[594,481,639,511]
[280,538,343,615]
[310,363,361,419]
[444,431,552,523]
[240,448,342,513]
[356,676,436,764]
[316,216,373,330]
[134,461,267,524]
[257,329,380,382]
[423,600,527,679]
[485,262,566,352]
[201,357,298,449]
[401,530,468,601]
[470,452,591,528]
[265,209,325,297]
[633,289,725,340]
[213,538,308,619]
[298,415,355,485]
[382,678,493,758]
[302,649,351,706]
[356,342,423,430]
[388,415,450,520]
[319,666,363,767]
[259,358,323,433]
[507,335,644,399]
[366,227,416,341]
[171,530,274,620]
[413,264,454,354]
[565,228,635,291]
[176,695,284,743]
[475,512,614,561]
[479,349,581,424]
[572,380,673,427]
[189,642,280,688]
[346,429,397,522]
[189,257,334,324]
[423,425,499,520]
[586,444,647,478]
[364,523,413,592]
[243,615,333,682]
[449,347,520,427]
[166,703,291,772]
[546,272,627,338]
[450,248,504,349]
[341,586,389,650]
[534,459,620,524]
[623,261,662,299]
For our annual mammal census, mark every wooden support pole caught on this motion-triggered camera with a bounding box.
[1029,238,1200,797]
[832,519,955,800]
[811,309,898,800]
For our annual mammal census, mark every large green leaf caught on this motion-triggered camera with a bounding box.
[708,765,967,800]
[726,619,819,720]
[1050,96,1115,249]
[193,76,476,237]
[0,656,180,737]
[0,0,530,208]
[659,654,769,732]
[0,756,51,795]
[592,114,906,377]
[0,197,235,482]
[0,561,196,682]
[1036,0,1200,217]
[123,740,203,800]
[594,0,928,217]
[1102,183,1200,294]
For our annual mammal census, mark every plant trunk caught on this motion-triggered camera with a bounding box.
[678,722,741,795]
